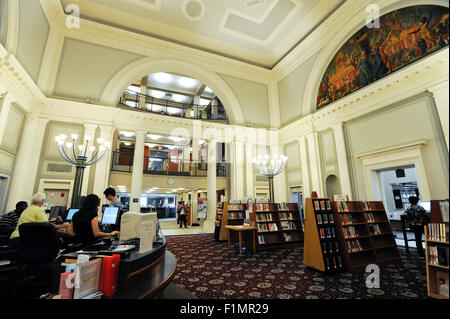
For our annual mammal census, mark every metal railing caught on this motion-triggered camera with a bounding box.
[111,151,226,177]
[118,90,228,121]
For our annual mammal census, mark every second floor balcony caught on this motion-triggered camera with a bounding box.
[111,151,227,177]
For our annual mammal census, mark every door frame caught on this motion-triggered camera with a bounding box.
[0,173,11,214]
[38,178,74,208]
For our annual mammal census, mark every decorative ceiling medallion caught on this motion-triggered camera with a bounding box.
[183,0,205,21]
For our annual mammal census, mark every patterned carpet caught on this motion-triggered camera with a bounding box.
[165,234,429,299]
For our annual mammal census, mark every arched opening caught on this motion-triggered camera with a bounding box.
[119,72,228,122]
[326,174,342,199]
[100,57,245,125]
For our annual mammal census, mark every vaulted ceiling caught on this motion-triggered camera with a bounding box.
[59,0,344,67]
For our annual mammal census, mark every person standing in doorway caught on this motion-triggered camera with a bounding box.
[404,196,430,257]
[178,201,188,229]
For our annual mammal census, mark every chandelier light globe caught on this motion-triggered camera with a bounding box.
[253,153,288,203]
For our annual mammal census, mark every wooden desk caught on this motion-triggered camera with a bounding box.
[225,225,257,255]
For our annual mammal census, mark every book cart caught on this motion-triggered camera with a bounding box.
[303,198,344,273]
[425,200,449,299]
[214,202,246,241]
[332,200,400,272]
[248,202,304,251]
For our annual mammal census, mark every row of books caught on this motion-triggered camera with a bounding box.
[315,213,334,225]
[255,203,271,212]
[257,213,274,222]
[324,255,343,271]
[369,224,382,235]
[280,221,298,230]
[346,239,363,252]
[228,212,245,219]
[427,223,449,242]
[277,203,290,211]
[428,245,449,266]
[321,240,340,254]
[366,212,376,223]
[313,199,331,211]
[319,227,337,239]
[336,201,350,212]
[217,202,224,209]
[342,226,359,238]
[279,212,296,220]
[339,213,355,225]
[228,204,245,211]
[283,233,296,242]
[257,223,278,232]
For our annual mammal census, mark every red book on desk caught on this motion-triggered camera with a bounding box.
[99,254,121,297]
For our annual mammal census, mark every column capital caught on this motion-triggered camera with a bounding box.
[83,123,98,131]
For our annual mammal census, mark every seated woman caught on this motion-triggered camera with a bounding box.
[68,194,119,245]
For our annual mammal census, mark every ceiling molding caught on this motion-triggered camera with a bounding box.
[4,0,19,55]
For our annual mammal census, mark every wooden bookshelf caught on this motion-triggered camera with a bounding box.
[214,202,246,241]
[248,202,304,250]
[332,200,400,272]
[425,200,449,299]
[303,198,344,273]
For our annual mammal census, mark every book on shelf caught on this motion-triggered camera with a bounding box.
[283,233,293,242]
[362,201,370,211]
[337,201,349,212]
[439,277,449,297]
[366,212,375,223]
[278,203,289,211]
[320,201,326,211]
[314,201,320,211]
[258,235,265,244]
[280,221,297,230]
[439,201,449,223]
[316,214,323,225]
[346,239,363,253]
[428,246,449,266]
[339,213,353,225]
[343,226,357,238]
[369,224,382,235]
[256,203,270,212]
[427,223,449,242]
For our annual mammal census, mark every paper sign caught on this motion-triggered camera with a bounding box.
[73,258,102,299]
[139,221,154,254]
[333,195,347,202]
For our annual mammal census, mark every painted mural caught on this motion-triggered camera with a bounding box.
[316,5,449,109]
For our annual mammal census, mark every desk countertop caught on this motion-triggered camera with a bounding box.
[225,225,257,231]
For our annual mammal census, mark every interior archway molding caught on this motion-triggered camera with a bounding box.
[100,56,245,125]
[302,0,449,116]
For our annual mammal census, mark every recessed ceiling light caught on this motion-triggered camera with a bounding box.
[123,142,131,146]
[204,86,213,94]
[178,76,197,88]
[153,72,172,83]
[121,131,135,138]
[147,134,161,140]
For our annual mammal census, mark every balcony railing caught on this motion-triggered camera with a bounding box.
[111,151,227,177]
[118,90,228,121]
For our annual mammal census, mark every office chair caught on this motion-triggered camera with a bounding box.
[16,223,61,298]
[0,246,21,298]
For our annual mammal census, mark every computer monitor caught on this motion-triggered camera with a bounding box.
[49,206,60,219]
[101,206,120,225]
[65,208,79,222]
[120,212,158,243]
[419,201,431,212]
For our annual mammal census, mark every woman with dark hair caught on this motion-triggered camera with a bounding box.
[68,194,119,245]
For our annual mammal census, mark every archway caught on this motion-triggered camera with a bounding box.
[326,174,342,199]
[100,57,245,125]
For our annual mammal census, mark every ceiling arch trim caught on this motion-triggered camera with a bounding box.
[100,56,246,125]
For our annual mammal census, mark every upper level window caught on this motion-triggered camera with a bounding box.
[118,72,228,122]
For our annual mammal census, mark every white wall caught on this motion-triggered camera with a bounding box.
[346,93,449,201]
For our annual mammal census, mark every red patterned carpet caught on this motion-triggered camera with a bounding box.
[165,234,428,299]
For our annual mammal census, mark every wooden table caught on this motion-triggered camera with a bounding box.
[225,225,257,255]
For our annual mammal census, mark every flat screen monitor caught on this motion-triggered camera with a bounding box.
[65,208,79,222]
[49,206,60,219]
[419,201,431,212]
[101,206,120,225]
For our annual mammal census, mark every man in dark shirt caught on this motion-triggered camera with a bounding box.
[103,187,122,208]
[404,196,430,257]
[0,201,28,234]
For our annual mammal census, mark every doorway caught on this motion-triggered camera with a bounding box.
[325,174,342,199]
[0,174,10,215]
[44,189,69,208]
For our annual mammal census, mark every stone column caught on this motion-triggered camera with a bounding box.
[234,137,245,200]
[7,116,49,211]
[80,123,98,196]
[245,140,254,198]
[92,125,115,201]
[129,129,147,212]
[332,122,353,200]
[203,139,217,233]
[298,136,311,200]
[307,132,324,197]
[428,82,449,151]
[0,91,14,144]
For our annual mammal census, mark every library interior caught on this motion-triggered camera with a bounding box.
[0,0,448,301]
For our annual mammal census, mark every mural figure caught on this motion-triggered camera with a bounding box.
[317,5,449,109]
